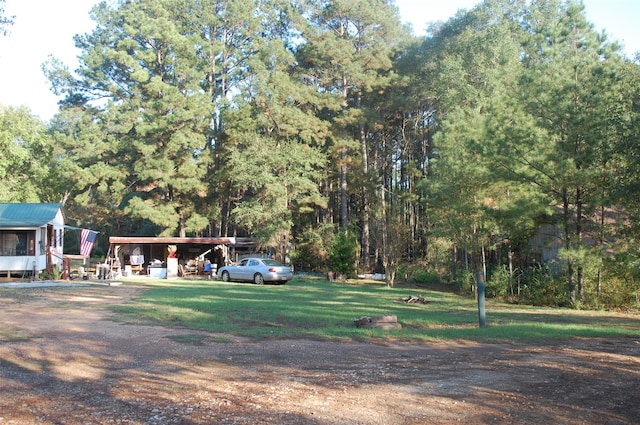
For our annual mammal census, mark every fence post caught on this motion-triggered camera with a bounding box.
[476,271,487,328]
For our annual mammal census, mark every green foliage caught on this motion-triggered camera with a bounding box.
[291,224,334,272]
[455,271,477,295]
[328,230,359,278]
[396,263,441,286]
[0,106,51,202]
[410,269,441,285]
[516,265,571,307]
[46,0,226,237]
[420,0,636,306]
[595,251,640,310]
[225,131,327,244]
[486,265,512,298]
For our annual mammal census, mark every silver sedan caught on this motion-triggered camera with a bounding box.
[217,258,293,284]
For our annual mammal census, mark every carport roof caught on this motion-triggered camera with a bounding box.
[0,203,62,227]
[109,236,235,245]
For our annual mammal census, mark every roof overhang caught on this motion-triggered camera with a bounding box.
[109,236,235,245]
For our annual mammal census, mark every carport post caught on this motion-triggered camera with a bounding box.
[476,272,487,328]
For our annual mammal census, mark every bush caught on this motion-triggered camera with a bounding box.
[328,230,359,279]
[594,252,640,310]
[409,268,441,285]
[517,264,571,307]
[393,263,443,286]
[486,265,511,298]
[291,225,334,272]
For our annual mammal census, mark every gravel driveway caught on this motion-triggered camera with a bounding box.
[1,283,639,424]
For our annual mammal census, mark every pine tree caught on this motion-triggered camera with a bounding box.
[295,0,408,269]
[518,0,627,301]
[47,0,226,236]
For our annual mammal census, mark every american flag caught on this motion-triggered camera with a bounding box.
[80,229,98,257]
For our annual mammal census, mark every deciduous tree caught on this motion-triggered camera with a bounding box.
[0,106,51,202]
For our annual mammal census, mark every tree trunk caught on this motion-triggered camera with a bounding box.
[576,187,584,300]
[508,245,514,296]
[359,115,370,271]
[381,183,390,286]
[481,243,487,283]
[340,70,349,232]
[452,245,458,286]
[179,210,186,238]
[340,156,348,231]
[597,204,605,296]
[563,188,576,302]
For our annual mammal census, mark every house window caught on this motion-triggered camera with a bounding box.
[0,231,36,256]
[40,228,47,255]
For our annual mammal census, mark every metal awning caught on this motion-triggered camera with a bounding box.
[109,236,235,245]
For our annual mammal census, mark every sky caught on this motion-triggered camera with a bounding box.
[0,0,638,122]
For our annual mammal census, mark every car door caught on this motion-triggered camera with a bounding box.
[240,259,259,281]
[235,258,251,281]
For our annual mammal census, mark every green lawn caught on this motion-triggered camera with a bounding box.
[110,276,640,343]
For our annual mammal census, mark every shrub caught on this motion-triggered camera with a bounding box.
[594,251,640,310]
[456,271,476,295]
[517,264,571,307]
[486,265,511,298]
[409,268,441,285]
[328,230,359,279]
[291,225,333,272]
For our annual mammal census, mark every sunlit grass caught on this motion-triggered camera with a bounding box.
[0,326,37,342]
[109,277,640,344]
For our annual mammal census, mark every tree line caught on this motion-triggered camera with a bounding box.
[2,0,639,309]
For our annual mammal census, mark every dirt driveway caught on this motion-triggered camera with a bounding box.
[0,283,638,424]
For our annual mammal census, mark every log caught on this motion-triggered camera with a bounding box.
[354,315,401,329]
[370,314,398,323]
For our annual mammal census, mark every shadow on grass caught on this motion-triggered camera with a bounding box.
[109,277,640,344]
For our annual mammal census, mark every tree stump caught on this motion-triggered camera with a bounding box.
[327,271,345,282]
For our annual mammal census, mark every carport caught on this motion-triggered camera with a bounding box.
[108,236,257,278]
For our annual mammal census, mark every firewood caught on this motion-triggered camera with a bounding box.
[404,295,428,304]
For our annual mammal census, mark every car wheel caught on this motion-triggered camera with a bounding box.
[221,271,230,282]
[253,273,264,284]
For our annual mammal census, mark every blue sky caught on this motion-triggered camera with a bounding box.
[0,0,637,121]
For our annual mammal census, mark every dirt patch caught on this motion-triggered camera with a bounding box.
[1,284,638,424]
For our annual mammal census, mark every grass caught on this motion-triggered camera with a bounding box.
[0,326,38,343]
[109,276,640,344]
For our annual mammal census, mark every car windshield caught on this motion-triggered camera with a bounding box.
[262,259,283,266]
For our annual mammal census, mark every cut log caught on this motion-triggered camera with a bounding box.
[353,315,401,329]
[369,314,398,323]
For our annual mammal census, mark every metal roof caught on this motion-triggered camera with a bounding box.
[0,203,62,227]
[109,236,235,245]
[108,236,258,248]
